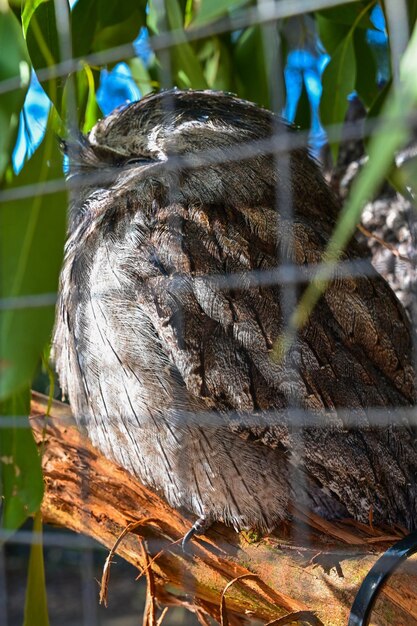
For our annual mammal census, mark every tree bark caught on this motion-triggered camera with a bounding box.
[30,392,417,626]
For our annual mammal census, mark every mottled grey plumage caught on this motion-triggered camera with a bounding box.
[53,90,417,534]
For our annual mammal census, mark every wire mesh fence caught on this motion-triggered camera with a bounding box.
[1,0,417,624]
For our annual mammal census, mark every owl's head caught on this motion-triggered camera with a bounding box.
[64,90,327,233]
[65,89,292,176]
[64,90,293,222]
[89,89,280,159]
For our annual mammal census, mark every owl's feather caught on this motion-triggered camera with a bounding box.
[53,90,417,532]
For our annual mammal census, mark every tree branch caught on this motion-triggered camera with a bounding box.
[30,392,417,625]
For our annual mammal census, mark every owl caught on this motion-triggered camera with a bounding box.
[52,90,417,541]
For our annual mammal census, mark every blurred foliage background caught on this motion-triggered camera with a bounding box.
[1,0,417,623]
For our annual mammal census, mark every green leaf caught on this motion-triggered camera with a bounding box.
[354,28,378,107]
[97,1,144,27]
[146,0,159,35]
[129,57,157,96]
[316,2,374,29]
[367,78,392,119]
[81,64,100,133]
[234,26,270,108]
[199,37,233,91]
[198,39,219,84]
[0,112,66,401]
[191,0,250,28]
[320,34,356,160]
[407,0,417,31]
[67,65,100,130]
[93,14,144,53]
[165,0,208,89]
[21,0,49,37]
[316,14,350,54]
[25,0,61,106]
[71,0,147,57]
[23,511,50,626]
[70,0,98,57]
[0,6,31,180]
[319,2,382,156]
[0,390,43,530]
[66,64,101,134]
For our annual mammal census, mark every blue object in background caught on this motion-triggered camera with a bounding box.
[282,15,330,157]
[12,72,50,174]
[96,63,141,116]
[282,6,388,156]
[367,4,389,84]
[97,28,152,115]
[134,26,153,66]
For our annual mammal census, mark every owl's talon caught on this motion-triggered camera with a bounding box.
[182,517,212,552]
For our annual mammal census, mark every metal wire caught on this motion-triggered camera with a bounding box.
[384,0,409,86]
[4,401,417,433]
[80,548,100,626]
[0,529,102,549]
[0,258,384,313]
